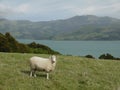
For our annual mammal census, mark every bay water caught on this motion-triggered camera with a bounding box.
[18,39,120,58]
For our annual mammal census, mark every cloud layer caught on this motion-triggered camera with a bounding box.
[0,0,120,21]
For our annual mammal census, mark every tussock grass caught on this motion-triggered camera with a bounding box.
[0,52,120,90]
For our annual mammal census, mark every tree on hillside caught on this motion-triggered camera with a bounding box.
[5,32,20,52]
[0,32,29,53]
[0,33,11,52]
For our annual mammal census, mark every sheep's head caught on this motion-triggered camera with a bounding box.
[50,55,56,64]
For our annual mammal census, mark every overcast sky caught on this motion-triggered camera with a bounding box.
[0,0,120,21]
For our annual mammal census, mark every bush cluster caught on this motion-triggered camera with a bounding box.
[85,53,120,60]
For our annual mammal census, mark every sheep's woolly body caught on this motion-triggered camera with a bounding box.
[29,55,56,79]
[30,56,56,72]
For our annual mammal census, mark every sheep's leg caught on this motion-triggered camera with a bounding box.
[30,69,36,77]
[34,73,36,77]
[47,73,49,79]
[33,69,36,77]
[30,71,33,77]
[30,68,34,77]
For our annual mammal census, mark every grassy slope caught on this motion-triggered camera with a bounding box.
[0,52,120,90]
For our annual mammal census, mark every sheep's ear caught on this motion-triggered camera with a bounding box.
[53,55,56,60]
[53,55,57,59]
[54,55,57,59]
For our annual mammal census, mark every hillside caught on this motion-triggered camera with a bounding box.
[0,52,120,90]
[0,15,120,40]
[0,32,60,54]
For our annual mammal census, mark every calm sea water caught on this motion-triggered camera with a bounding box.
[18,39,120,58]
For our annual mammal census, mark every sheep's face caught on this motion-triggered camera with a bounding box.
[51,55,56,63]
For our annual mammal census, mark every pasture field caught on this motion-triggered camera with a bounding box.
[0,52,120,90]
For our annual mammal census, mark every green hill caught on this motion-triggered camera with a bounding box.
[0,52,120,90]
[0,15,120,40]
[55,24,120,40]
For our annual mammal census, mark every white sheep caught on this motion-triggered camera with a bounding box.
[29,55,56,79]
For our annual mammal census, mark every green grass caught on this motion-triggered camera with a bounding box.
[0,52,120,90]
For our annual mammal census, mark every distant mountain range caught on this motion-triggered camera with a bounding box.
[0,15,120,40]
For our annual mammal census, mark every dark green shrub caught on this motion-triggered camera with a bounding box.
[85,55,95,59]
[27,42,60,54]
[99,53,120,60]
